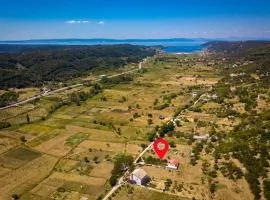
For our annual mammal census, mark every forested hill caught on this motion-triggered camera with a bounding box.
[0,44,157,89]
[204,41,270,87]
[204,41,270,57]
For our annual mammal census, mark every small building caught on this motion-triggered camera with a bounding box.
[193,134,209,141]
[166,159,179,170]
[99,74,107,79]
[129,168,148,185]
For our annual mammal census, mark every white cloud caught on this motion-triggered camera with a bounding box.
[65,20,89,24]
[65,20,105,25]
[65,20,76,24]
[98,21,105,25]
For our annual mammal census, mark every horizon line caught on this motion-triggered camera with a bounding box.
[1,37,270,42]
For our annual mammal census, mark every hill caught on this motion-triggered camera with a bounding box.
[204,41,270,57]
[0,44,157,89]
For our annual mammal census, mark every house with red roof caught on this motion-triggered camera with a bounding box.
[166,159,179,170]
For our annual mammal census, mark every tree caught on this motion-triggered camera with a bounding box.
[26,114,30,124]
[12,194,19,200]
[147,119,153,125]
[263,180,270,200]
[0,91,19,107]
[148,132,156,142]
[111,154,134,176]
[133,113,140,118]
[140,143,147,150]
[20,136,27,143]
[109,175,118,186]
[209,183,216,193]
[159,122,175,135]
[165,179,173,190]
[169,141,176,148]
[84,156,89,163]
[0,121,11,129]
[93,156,99,163]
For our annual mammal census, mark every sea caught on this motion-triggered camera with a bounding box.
[0,39,207,53]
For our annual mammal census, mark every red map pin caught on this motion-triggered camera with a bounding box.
[153,138,169,159]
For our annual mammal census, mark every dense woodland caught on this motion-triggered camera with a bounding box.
[204,41,270,199]
[0,44,157,89]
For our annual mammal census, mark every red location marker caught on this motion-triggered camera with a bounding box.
[153,138,169,159]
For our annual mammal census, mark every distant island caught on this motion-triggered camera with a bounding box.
[0,38,203,44]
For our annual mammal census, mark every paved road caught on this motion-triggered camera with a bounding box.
[0,60,146,111]
[134,142,154,164]
[102,184,122,200]
[0,84,83,111]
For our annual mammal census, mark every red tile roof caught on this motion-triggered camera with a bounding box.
[168,159,179,166]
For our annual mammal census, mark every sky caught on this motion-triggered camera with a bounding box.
[0,0,270,40]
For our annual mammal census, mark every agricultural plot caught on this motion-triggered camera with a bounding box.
[0,132,21,154]
[0,154,58,199]
[27,172,107,200]
[0,147,41,169]
[33,130,79,157]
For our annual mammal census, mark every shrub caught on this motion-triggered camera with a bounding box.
[209,183,216,193]
[57,187,66,193]
[20,136,27,143]
[169,141,176,148]
[133,113,140,118]
[109,175,118,186]
[0,121,11,129]
[147,119,153,125]
[148,132,156,142]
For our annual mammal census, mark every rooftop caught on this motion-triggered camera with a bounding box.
[131,168,147,179]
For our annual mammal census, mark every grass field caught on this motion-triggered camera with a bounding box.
[111,185,191,200]
[0,147,41,169]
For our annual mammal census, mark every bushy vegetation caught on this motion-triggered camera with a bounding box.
[109,154,134,186]
[101,74,134,85]
[154,103,169,110]
[0,121,11,129]
[158,122,175,137]
[145,155,167,165]
[0,91,19,107]
[214,110,270,199]
[190,142,204,165]
[69,83,102,105]
[219,161,243,180]
[263,180,270,200]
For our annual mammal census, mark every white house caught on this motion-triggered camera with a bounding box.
[166,159,179,170]
[129,168,148,185]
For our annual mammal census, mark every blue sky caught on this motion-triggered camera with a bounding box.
[0,0,270,40]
